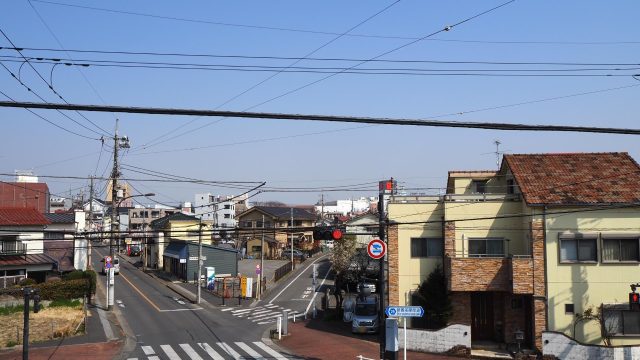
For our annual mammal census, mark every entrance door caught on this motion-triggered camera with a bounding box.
[471,292,494,341]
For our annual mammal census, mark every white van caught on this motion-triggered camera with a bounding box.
[351,295,379,334]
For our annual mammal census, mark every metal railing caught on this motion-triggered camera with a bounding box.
[274,262,293,282]
[0,241,27,256]
[2,274,26,288]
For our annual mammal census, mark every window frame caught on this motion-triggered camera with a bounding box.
[601,234,640,264]
[602,304,640,337]
[409,237,443,258]
[558,233,598,264]
[472,180,488,194]
[467,237,505,257]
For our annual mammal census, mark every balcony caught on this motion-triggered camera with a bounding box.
[444,193,521,202]
[446,254,534,294]
[0,241,27,256]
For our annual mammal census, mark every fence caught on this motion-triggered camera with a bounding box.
[2,275,26,289]
[274,262,293,282]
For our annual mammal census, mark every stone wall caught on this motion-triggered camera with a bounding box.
[511,257,534,294]
[449,292,471,325]
[543,332,640,360]
[448,257,510,292]
[399,324,471,354]
[531,219,547,350]
[388,224,399,306]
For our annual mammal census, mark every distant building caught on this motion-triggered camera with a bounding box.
[315,197,375,217]
[194,193,248,229]
[0,172,50,213]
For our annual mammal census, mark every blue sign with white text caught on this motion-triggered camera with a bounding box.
[385,306,424,318]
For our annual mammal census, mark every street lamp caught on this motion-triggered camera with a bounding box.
[110,192,155,256]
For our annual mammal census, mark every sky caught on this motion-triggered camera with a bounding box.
[0,1,638,207]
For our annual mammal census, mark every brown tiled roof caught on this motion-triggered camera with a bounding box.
[503,152,640,206]
[0,207,51,226]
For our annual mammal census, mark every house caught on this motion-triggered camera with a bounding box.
[128,205,179,248]
[245,235,279,259]
[44,211,88,271]
[236,206,317,254]
[0,181,50,213]
[83,198,108,232]
[148,212,209,269]
[345,212,379,247]
[162,240,238,281]
[0,207,57,284]
[387,152,640,350]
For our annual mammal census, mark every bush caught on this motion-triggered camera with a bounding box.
[34,279,90,301]
[63,270,96,296]
[49,298,82,308]
[64,270,85,281]
[18,278,36,286]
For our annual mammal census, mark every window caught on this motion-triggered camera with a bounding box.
[264,221,272,228]
[224,205,231,210]
[256,220,264,228]
[410,238,443,258]
[473,180,488,194]
[559,234,597,262]
[224,214,231,219]
[242,221,252,228]
[507,179,515,194]
[603,305,640,336]
[151,211,160,218]
[602,236,640,262]
[565,304,574,314]
[468,238,504,256]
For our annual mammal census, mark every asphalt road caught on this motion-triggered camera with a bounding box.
[91,246,303,359]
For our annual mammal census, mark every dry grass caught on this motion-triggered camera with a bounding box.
[0,305,86,348]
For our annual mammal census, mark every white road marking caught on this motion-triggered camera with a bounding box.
[231,307,254,314]
[178,300,186,305]
[235,342,264,359]
[305,265,332,315]
[253,341,288,360]
[220,307,234,312]
[148,357,160,360]
[159,308,204,312]
[160,344,181,360]
[116,299,123,304]
[268,254,328,304]
[198,342,224,360]
[179,343,204,360]
[141,346,155,355]
[217,342,243,359]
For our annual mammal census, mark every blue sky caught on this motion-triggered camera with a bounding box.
[0,1,638,206]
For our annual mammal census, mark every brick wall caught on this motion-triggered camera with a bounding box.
[511,257,534,294]
[448,257,510,292]
[531,219,547,350]
[388,224,399,306]
[449,292,471,325]
[503,294,527,343]
[444,221,455,257]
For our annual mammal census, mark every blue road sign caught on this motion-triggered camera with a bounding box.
[385,306,424,318]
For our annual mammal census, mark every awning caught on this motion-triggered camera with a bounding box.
[163,242,187,260]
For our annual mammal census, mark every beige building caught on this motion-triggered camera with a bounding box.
[236,206,317,254]
[388,152,640,350]
[148,212,210,268]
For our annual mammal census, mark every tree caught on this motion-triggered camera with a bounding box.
[573,305,614,346]
[414,265,451,329]
[330,234,357,312]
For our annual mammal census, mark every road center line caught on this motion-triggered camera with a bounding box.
[305,265,332,315]
[268,254,328,304]
[119,273,162,312]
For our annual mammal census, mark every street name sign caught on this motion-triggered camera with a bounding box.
[385,306,424,318]
[367,238,386,260]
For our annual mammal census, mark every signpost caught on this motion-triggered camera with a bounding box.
[385,306,424,360]
[367,238,386,260]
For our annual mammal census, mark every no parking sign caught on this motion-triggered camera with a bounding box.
[367,239,386,260]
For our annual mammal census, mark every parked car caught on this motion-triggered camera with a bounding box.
[129,245,141,257]
[101,257,120,275]
[351,295,379,334]
[282,249,307,260]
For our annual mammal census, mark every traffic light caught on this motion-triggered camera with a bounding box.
[33,291,41,313]
[313,226,344,241]
[630,292,640,311]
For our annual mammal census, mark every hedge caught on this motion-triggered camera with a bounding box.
[34,279,90,301]
[63,270,96,295]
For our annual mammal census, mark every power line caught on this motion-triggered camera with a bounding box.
[130,0,517,150]
[3,100,640,136]
[0,89,98,140]
[0,27,110,137]
[138,0,402,151]
[29,0,640,46]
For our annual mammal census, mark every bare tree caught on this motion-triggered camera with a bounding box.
[573,305,615,346]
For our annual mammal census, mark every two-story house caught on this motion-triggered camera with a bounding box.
[0,207,57,284]
[148,212,210,269]
[387,152,640,350]
[236,206,317,255]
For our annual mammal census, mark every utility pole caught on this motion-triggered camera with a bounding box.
[109,119,130,256]
[259,214,265,301]
[378,178,395,360]
[88,176,94,269]
[197,219,203,304]
[290,208,294,271]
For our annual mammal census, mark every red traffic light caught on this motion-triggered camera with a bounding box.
[629,292,640,311]
[331,228,343,241]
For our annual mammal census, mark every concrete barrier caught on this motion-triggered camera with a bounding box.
[398,324,471,354]
[543,331,640,360]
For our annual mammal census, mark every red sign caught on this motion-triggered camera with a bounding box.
[367,239,386,260]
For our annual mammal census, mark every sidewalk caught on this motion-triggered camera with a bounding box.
[276,312,457,360]
[0,340,123,360]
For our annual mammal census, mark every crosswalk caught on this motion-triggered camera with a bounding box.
[220,304,302,325]
[127,341,293,360]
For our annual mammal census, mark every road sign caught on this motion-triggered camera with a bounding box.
[105,256,112,269]
[385,306,424,318]
[367,238,386,260]
[256,264,261,275]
